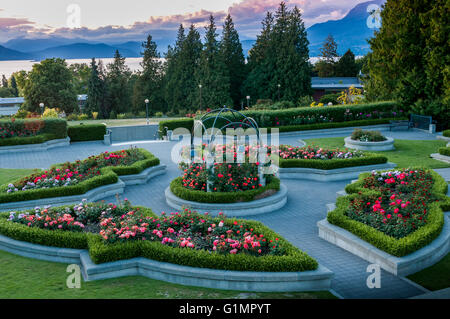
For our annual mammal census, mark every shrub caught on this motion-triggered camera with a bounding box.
[351,128,387,142]
[329,168,448,256]
[438,147,450,157]
[77,114,89,121]
[42,108,59,118]
[66,114,78,121]
[109,111,117,119]
[92,112,99,120]
[320,93,340,105]
[443,130,450,138]
[158,118,194,138]
[67,124,106,142]
[155,112,163,117]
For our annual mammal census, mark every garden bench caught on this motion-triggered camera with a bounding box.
[389,120,411,131]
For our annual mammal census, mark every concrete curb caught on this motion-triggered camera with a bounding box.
[0,137,70,154]
[0,233,334,292]
[430,153,450,164]
[0,164,166,211]
[278,162,397,182]
[272,124,393,138]
[165,184,288,217]
[344,136,395,151]
[410,288,450,299]
[317,210,450,276]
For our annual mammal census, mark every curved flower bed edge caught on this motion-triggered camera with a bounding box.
[328,168,449,257]
[0,206,318,272]
[170,176,281,204]
[0,149,160,204]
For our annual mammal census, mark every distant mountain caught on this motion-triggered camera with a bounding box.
[30,43,139,60]
[307,0,385,56]
[0,45,32,60]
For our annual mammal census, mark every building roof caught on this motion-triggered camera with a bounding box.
[311,77,363,89]
[0,97,25,105]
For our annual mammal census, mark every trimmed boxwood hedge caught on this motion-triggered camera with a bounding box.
[438,147,450,157]
[68,124,106,142]
[0,118,67,146]
[0,149,160,204]
[0,205,318,272]
[170,176,280,204]
[443,130,450,138]
[277,152,388,170]
[328,168,449,257]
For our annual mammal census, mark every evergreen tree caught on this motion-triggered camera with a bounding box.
[366,0,449,125]
[106,50,131,116]
[316,34,338,77]
[220,14,247,108]
[133,33,165,114]
[193,15,232,109]
[86,58,105,116]
[1,75,8,88]
[10,75,18,97]
[335,49,358,77]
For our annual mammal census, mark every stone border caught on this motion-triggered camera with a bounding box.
[165,184,288,217]
[278,162,396,182]
[430,153,450,164]
[0,137,70,154]
[0,233,334,292]
[0,164,166,211]
[344,136,395,151]
[317,204,450,276]
[436,135,450,145]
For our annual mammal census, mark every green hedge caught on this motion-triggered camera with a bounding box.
[0,205,318,272]
[443,130,450,138]
[158,118,194,138]
[329,168,449,257]
[170,176,281,203]
[68,124,106,142]
[277,152,388,169]
[438,147,450,157]
[0,149,159,204]
[0,118,67,146]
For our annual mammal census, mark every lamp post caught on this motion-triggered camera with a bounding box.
[277,84,281,101]
[145,99,149,125]
[199,84,202,110]
[246,96,250,108]
[39,103,44,115]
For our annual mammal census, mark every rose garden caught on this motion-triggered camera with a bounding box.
[0,104,448,299]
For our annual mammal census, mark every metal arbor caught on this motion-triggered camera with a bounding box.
[189,107,266,192]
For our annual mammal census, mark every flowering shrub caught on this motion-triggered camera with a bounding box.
[6,148,146,193]
[351,128,387,142]
[345,169,437,238]
[100,208,285,256]
[278,144,363,160]
[0,119,43,138]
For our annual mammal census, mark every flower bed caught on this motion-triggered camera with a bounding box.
[0,200,317,272]
[0,148,159,203]
[277,144,388,169]
[350,128,387,142]
[327,168,449,256]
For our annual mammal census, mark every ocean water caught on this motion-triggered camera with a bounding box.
[0,57,145,78]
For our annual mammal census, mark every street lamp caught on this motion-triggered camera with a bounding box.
[277,84,281,101]
[246,96,250,108]
[145,99,149,125]
[39,103,44,115]
[198,84,202,110]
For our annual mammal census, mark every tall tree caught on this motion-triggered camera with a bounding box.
[22,58,77,113]
[10,75,19,97]
[1,75,8,88]
[194,15,232,109]
[335,49,358,77]
[86,58,105,116]
[106,50,131,116]
[69,63,90,94]
[133,33,165,114]
[366,0,449,125]
[220,14,247,108]
[316,34,338,77]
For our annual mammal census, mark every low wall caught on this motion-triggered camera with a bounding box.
[0,233,334,292]
[344,136,395,151]
[0,137,70,154]
[430,153,450,164]
[104,125,159,145]
[165,184,288,217]
[278,162,396,182]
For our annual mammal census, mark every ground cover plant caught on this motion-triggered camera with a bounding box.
[350,128,387,142]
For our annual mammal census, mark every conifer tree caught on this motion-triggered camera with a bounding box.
[86,58,104,115]
[106,50,131,116]
[335,49,358,77]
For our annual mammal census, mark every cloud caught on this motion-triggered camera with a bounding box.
[0,17,34,28]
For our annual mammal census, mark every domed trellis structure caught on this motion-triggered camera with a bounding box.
[189,107,267,192]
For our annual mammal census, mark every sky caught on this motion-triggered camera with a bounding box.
[0,0,369,42]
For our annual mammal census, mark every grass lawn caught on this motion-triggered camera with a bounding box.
[0,250,336,299]
[407,253,450,291]
[0,168,39,185]
[303,137,450,169]
[67,117,182,127]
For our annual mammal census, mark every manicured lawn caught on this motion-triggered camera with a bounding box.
[67,117,182,127]
[303,138,450,169]
[407,253,450,291]
[0,250,336,299]
[0,168,39,185]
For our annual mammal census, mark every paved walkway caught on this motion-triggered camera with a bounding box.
[0,129,448,299]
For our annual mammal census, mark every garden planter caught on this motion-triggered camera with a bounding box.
[344,136,395,151]
[165,184,288,217]
[0,137,70,154]
[430,153,450,164]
